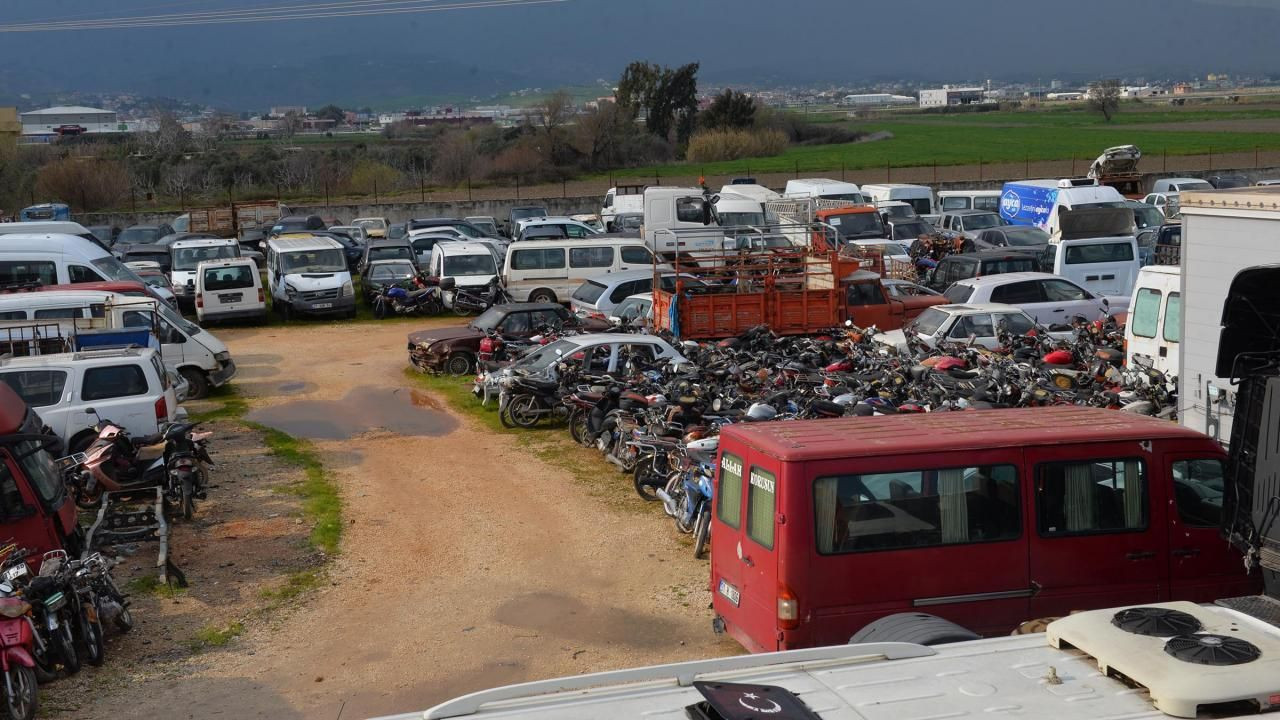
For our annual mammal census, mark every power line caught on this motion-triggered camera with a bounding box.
[0,0,567,32]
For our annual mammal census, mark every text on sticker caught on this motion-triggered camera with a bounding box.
[750,471,774,494]
[721,456,742,477]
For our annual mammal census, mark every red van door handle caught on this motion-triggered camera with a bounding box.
[1171,547,1201,557]
[1126,550,1157,561]
[741,554,754,567]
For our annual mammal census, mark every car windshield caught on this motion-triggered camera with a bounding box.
[963,213,1003,230]
[356,219,387,231]
[472,221,498,235]
[1003,227,1050,246]
[1177,181,1213,191]
[830,212,884,239]
[719,212,766,227]
[275,220,311,232]
[471,307,505,331]
[368,246,413,263]
[891,222,930,241]
[912,307,948,336]
[443,254,497,276]
[520,338,580,372]
[173,244,238,271]
[91,255,148,284]
[118,227,161,244]
[617,215,643,230]
[511,208,548,222]
[1131,205,1165,230]
[282,248,347,273]
[370,263,415,281]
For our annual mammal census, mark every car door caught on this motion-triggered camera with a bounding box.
[1027,446,1166,617]
[1040,278,1099,324]
[1164,454,1258,602]
[946,313,997,348]
[79,363,157,436]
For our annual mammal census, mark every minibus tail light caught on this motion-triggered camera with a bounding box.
[778,583,800,630]
[154,396,168,421]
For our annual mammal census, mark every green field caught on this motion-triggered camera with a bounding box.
[608,105,1280,179]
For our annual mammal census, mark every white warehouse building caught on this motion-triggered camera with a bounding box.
[918,87,985,108]
[842,93,916,107]
[20,106,119,136]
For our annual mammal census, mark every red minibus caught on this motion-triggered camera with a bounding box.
[710,407,1257,653]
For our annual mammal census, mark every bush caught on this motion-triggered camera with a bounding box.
[686,128,788,163]
[35,156,129,211]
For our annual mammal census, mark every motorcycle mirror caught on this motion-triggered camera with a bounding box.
[844,319,853,327]
[83,407,97,415]
[1101,297,1110,307]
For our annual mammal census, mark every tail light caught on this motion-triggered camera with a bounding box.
[777,583,800,630]
[257,288,265,303]
[155,396,168,421]
[195,293,203,308]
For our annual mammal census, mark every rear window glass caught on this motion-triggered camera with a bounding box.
[0,370,67,407]
[1132,288,1161,338]
[746,467,776,549]
[82,364,149,401]
[912,308,947,336]
[511,248,565,271]
[940,196,970,211]
[569,247,613,269]
[1064,242,1134,265]
[978,258,1037,275]
[973,196,1000,212]
[717,453,743,529]
[203,265,255,291]
[814,465,1020,554]
[943,285,973,303]
[1164,292,1181,342]
[572,280,608,305]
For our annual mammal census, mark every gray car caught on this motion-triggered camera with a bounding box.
[937,210,1007,240]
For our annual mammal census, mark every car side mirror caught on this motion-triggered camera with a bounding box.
[702,200,713,226]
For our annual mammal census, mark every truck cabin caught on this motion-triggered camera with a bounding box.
[813,207,887,252]
[0,384,79,563]
[841,269,945,330]
[710,407,1257,654]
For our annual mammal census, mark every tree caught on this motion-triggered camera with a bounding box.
[432,131,478,185]
[537,89,576,165]
[699,89,756,130]
[279,111,303,140]
[614,60,700,144]
[1087,79,1122,122]
[315,104,346,124]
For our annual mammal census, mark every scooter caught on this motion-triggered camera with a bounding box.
[373,273,444,319]
[0,550,37,720]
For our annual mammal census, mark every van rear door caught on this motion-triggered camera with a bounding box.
[711,449,780,653]
[1027,442,1166,617]
[1057,239,1138,296]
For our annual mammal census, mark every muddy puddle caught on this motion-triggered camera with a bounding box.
[246,386,457,440]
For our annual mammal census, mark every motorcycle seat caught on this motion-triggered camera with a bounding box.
[406,288,433,300]
[578,391,604,403]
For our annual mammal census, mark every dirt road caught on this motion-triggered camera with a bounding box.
[75,319,739,719]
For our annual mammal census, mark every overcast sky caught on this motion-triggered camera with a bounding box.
[1,0,1277,107]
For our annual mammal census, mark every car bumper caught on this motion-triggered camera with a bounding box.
[210,358,237,387]
[408,342,446,372]
[287,297,356,316]
[201,307,267,322]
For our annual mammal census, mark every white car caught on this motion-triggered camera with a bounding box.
[880,303,1074,352]
[608,292,653,328]
[1142,192,1181,219]
[501,333,689,381]
[940,272,1129,327]
[569,270,703,320]
[514,217,601,242]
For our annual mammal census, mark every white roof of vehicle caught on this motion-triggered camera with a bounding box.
[0,221,91,236]
[510,237,647,249]
[0,346,153,368]
[267,235,342,252]
[932,302,1029,315]
[786,178,861,192]
[622,292,653,302]
[434,241,492,256]
[0,233,111,257]
[862,183,933,192]
[938,189,1001,196]
[198,258,257,270]
[171,238,236,249]
[952,271,1059,287]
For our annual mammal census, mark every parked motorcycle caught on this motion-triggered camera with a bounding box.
[373,273,444,319]
[449,279,514,317]
[0,550,37,720]
[72,412,212,518]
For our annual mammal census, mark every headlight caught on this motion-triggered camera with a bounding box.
[341,281,354,298]
[285,283,298,299]
[214,351,230,363]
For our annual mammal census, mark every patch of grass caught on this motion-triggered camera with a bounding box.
[258,568,324,604]
[190,620,244,650]
[403,367,506,433]
[126,574,187,599]
[242,423,342,554]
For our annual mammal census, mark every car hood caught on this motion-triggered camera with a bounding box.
[285,273,347,292]
[408,326,481,347]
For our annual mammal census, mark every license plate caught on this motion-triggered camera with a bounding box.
[312,303,332,309]
[718,578,740,606]
[218,293,243,303]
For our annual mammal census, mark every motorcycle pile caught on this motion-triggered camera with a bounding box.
[374,274,514,319]
[473,316,1174,560]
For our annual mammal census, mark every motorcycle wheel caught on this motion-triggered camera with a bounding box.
[499,401,518,429]
[674,490,697,534]
[508,395,543,429]
[55,613,80,675]
[693,508,711,559]
[76,599,105,667]
[632,459,665,502]
[373,299,388,320]
[2,666,37,720]
[568,409,591,446]
[452,303,472,317]
[113,603,134,633]
[181,473,195,520]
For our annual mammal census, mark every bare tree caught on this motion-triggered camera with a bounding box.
[433,131,478,185]
[1087,79,1122,122]
[278,111,304,140]
[162,164,199,205]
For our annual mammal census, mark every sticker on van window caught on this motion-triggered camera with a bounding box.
[721,456,742,477]
[829,217,842,226]
[749,469,775,494]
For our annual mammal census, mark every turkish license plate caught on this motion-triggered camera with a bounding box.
[312,302,332,309]
[218,292,243,303]
[717,578,740,606]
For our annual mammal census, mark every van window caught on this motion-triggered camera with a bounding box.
[82,364,149,401]
[1171,459,1223,528]
[974,196,1000,212]
[1131,288,1161,338]
[941,197,971,211]
[0,370,67,407]
[1064,242,1134,264]
[0,312,25,320]
[34,308,85,320]
[68,265,99,283]
[717,454,743,529]
[814,464,1019,554]
[0,261,56,286]
[675,197,705,224]
[620,246,653,264]
[746,467,776,549]
[1164,293,1181,342]
[511,248,565,271]
[1038,459,1146,535]
[569,247,613,269]
[203,265,255,290]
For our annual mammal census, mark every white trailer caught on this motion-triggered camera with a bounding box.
[1179,186,1280,443]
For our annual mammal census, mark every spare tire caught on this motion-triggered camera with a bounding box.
[849,612,980,647]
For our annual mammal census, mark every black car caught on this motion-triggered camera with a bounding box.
[1208,174,1249,189]
[923,249,1041,292]
[116,224,175,248]
[115,243,174,273]
[972,226,1051,252]
[270,215,326,237]
[86,225,119,248]
[407,302,608,375]
[360,259,418,304]
[360,238,416,270]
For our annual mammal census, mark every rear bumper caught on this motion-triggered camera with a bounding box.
[201,307,266,322]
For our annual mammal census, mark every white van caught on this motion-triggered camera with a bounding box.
[0,347,178,452]
[1125,264,1180,377]
[0,222,105,249]
[714,191,767,227]
[170,238,240,307]
[0,290,235,399]
[783,178,867,204]
[718,183,780,208]
[601,186,646,232]
[860,183,935,216]
[937,189,1002,213]
[1037,208,1140,297]
[427,241,499,290]
[195,259,266,324]
[1000,178,1128,235]
[0,233,149,286]
[503,238,660,304]
[265,235,356,320]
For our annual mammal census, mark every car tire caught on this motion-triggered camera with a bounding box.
[848,612,980,647]
[528,289,556,304]
[445,352,473,377]
[180,369,210,400]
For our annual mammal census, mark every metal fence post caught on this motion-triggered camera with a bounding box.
[515,176,520,199]
[1163,148,1167,172]
[794,160,799,179]
[1208,146,1213,171]
[374,177,379,205]
[978,157,983,182]
[1025,153,1029,178]
[419,173,426,203]
[1071,154,1076,176]
[885,160,890,182]
[933,161,937,184]
[467,177,473,202]
[841,162,845,181]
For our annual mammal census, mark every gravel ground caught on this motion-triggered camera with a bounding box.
[53,318,739,719]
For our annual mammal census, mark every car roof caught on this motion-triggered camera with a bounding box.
[123,224,164,230]
[944,209,998,216]
[954,271,1058,287]
[0,221,91,235]
[434,241,491,255]
[171,238,236,248]
[933,302,1029,314]
[367,238,412,248]
[561,332,669,346]
[946,249,1038,261]
[269,235,342,251]
[198,258,256,269]
[720,406,1206,463]
[596,269,680,284]
[622,292,654,302]
[121,244,168,253]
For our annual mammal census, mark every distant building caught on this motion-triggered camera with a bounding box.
[842,93,915,107]
[1045,92,1085,101]
[269,106,307,118]
[0,108,18,149]
[20,106,119,136]
[1121,86,1166,98]
[918,87,985,108]
[1173,83,1194,95]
